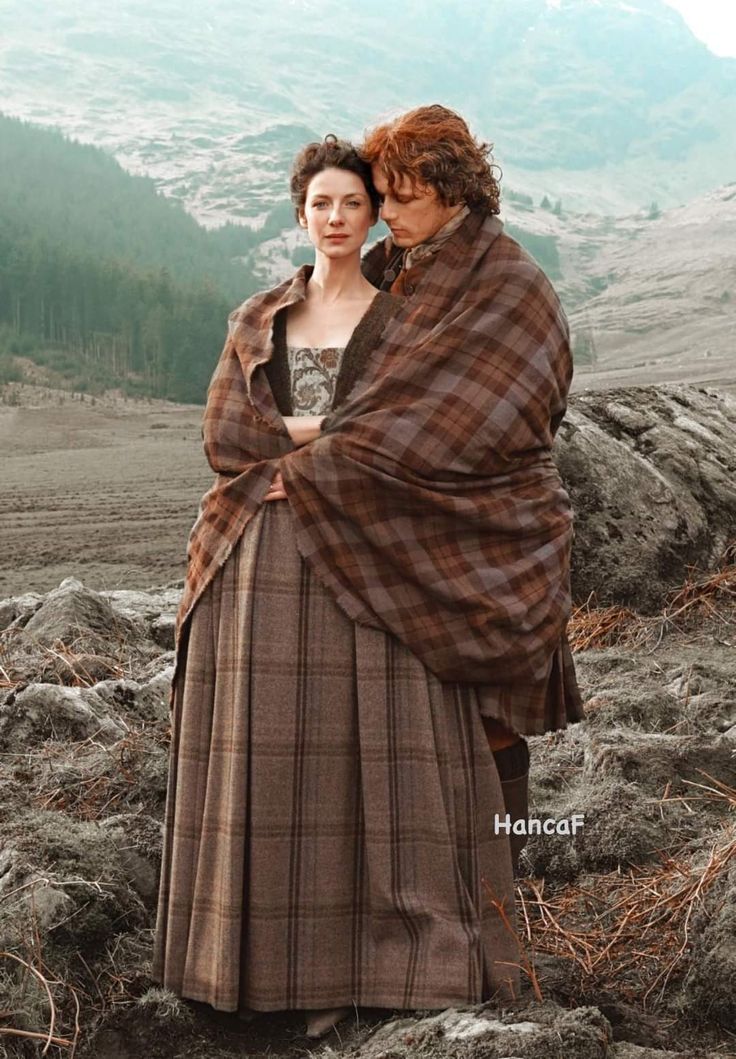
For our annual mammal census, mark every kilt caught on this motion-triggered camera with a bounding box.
[151,499,520,1012]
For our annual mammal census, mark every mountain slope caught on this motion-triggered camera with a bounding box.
[0,0,734,222]
[0,116,249,402]
[0,113,253,301]
[567,184,736,390]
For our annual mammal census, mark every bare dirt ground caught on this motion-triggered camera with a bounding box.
[0,385,211,598]
[572,354,736,396]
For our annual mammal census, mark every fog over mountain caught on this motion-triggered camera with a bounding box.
[1,0,734,221]
[1,0,734,396]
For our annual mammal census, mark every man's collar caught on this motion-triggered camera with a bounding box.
[403,204,472,271]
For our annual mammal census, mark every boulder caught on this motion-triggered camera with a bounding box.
[23,577,140,649]
[99,585,182,624]
[0,591,43,632]
[93,667,174,723]
[0,683,126,749]
[355,1003,612,1059]
[0,809,147,957]
[558,385,736,610]
[150,614,176,650]
[99,813,163,905]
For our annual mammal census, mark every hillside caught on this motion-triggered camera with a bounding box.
[0,115,567,403]
[1,116,734,405]
[0,115,252,402]
[0,113,253,302]
[566,184,736,391]
[0,0,734,222]
[246,183,736,396]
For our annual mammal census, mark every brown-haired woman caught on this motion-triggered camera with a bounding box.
[152,131,522,1041]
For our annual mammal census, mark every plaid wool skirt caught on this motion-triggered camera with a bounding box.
[151,499,520,1012]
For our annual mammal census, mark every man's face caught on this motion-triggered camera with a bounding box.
[371,165,462,248]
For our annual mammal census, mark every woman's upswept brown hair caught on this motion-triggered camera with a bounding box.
[289,134,380,222]
[360,104,501,214]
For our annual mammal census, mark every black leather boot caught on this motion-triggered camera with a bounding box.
[493,739,531,878]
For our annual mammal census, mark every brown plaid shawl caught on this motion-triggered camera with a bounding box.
[172,208,576,708]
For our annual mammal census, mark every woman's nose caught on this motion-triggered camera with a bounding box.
[329,207,345,225]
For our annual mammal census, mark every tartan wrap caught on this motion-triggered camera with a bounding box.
[171,208,577,709]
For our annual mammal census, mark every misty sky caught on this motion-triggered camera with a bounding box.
[663,0,736,56]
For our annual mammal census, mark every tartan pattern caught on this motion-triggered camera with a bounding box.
[171,208,581,734]
[152,499,520,1011]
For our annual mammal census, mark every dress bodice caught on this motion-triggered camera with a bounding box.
[287,345,346,417]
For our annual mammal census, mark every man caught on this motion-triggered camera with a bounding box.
[358,104,584,874]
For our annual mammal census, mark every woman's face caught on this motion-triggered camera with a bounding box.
[299,167,375,258]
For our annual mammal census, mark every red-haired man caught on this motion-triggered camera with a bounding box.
[359,104,584,875]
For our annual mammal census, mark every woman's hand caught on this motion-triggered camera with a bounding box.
[282,415,328,447]
[264,469,286,501]
[265,415,327,502]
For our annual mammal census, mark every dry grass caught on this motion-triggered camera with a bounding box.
[569,543,736,652]
[0,594,169,696]
[0,888,84,1059]
[0,838,156,1057]
[0,926,185,1058]
[0,626,130,691]
[0,950,81,1055]
[516,773,736,1008]
[25,726,169,821]
[0,929,155,1058]
[481,879,544,1003]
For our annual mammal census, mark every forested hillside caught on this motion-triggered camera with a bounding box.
[0,114,259,402]
[1,114,573,404]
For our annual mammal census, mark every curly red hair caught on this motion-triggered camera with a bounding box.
[360,104,501,214]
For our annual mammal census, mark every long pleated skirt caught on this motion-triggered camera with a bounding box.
[151,499,519,1012]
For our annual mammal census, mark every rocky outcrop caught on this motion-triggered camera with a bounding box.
[558,385,736,610]
[23,578,141,647]
[0,810,151,958]
[0,591,43,633]
[352,1004,613,1059]
[0,683,127,747]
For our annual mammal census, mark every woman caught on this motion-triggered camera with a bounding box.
[152,136,522,1039]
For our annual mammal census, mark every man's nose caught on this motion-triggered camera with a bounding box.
[380,200,396,221]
